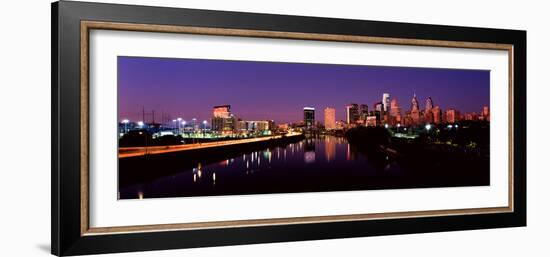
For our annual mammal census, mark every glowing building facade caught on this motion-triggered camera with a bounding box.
[303,107,315,129]
[324,107,336,130]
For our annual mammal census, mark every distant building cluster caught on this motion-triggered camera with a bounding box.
[211,105,275,135]
[119,92,489,138]
[314,92,490,131]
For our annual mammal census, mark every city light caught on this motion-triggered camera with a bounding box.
[120,92,487,141]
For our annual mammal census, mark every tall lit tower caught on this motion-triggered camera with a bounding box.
[410,93,420,125]
[425,97,434,111]
[303,107,315,129]
[345,104,359,124]
[359,104,369,121]
[211,105,235,132]
[382,93,390,112]
[432,106,442,124]
[390,98,401,117]
[411,93,419,111]
[324,107,336,130]
[424,97,434,123]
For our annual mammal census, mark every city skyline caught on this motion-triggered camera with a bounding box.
[118,56,490,124]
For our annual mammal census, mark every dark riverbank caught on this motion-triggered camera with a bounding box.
[119,134,304,188]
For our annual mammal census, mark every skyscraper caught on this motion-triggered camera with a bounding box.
[389,98,402,126]
[432,106,442,124]
[445,109,460,123]
[345,104,359,124]
[389,98,401,117]
[211,105,235,132]
[374,101,383,123]
[382,93,390,112]
[324,107,336,130]
[303,107,315,129]
[410,93,420,125]
[213,105,231,118]
[425,96,434,111]
[359,104,369,121]
[411,93,419,112]
[424,97,434,123]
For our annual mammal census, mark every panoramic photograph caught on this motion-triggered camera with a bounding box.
[117,56,490,200]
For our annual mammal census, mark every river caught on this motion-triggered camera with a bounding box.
[118,135,489,199]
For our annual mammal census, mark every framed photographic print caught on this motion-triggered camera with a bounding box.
[52,1,526,256]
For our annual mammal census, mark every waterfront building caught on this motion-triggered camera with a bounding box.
[303,107,315,129]
[277,123,289,131]
[247,121,270,132]
[345,103,359,124]
[236,119,247,132]
[324,107,336,130]
[335,120,345,130]
[211,105,236,132]
[213,105,231,118]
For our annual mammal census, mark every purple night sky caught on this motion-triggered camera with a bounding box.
[118,56,489,124]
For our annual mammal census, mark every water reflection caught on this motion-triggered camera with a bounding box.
[120,135,397,199]
[325,136,336,162]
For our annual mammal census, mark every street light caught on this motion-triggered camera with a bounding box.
[425,124,432,131]
[137,121,144,127]
[202,120,208,138]
[122,119,129,134]
[181,120,186,136]
[177,118,182,135]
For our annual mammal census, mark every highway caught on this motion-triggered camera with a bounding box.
[119,132,303,158]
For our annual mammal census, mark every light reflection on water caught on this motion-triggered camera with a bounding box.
[121,135,392,199]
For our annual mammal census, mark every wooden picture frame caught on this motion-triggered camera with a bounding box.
[52,1,526,256]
